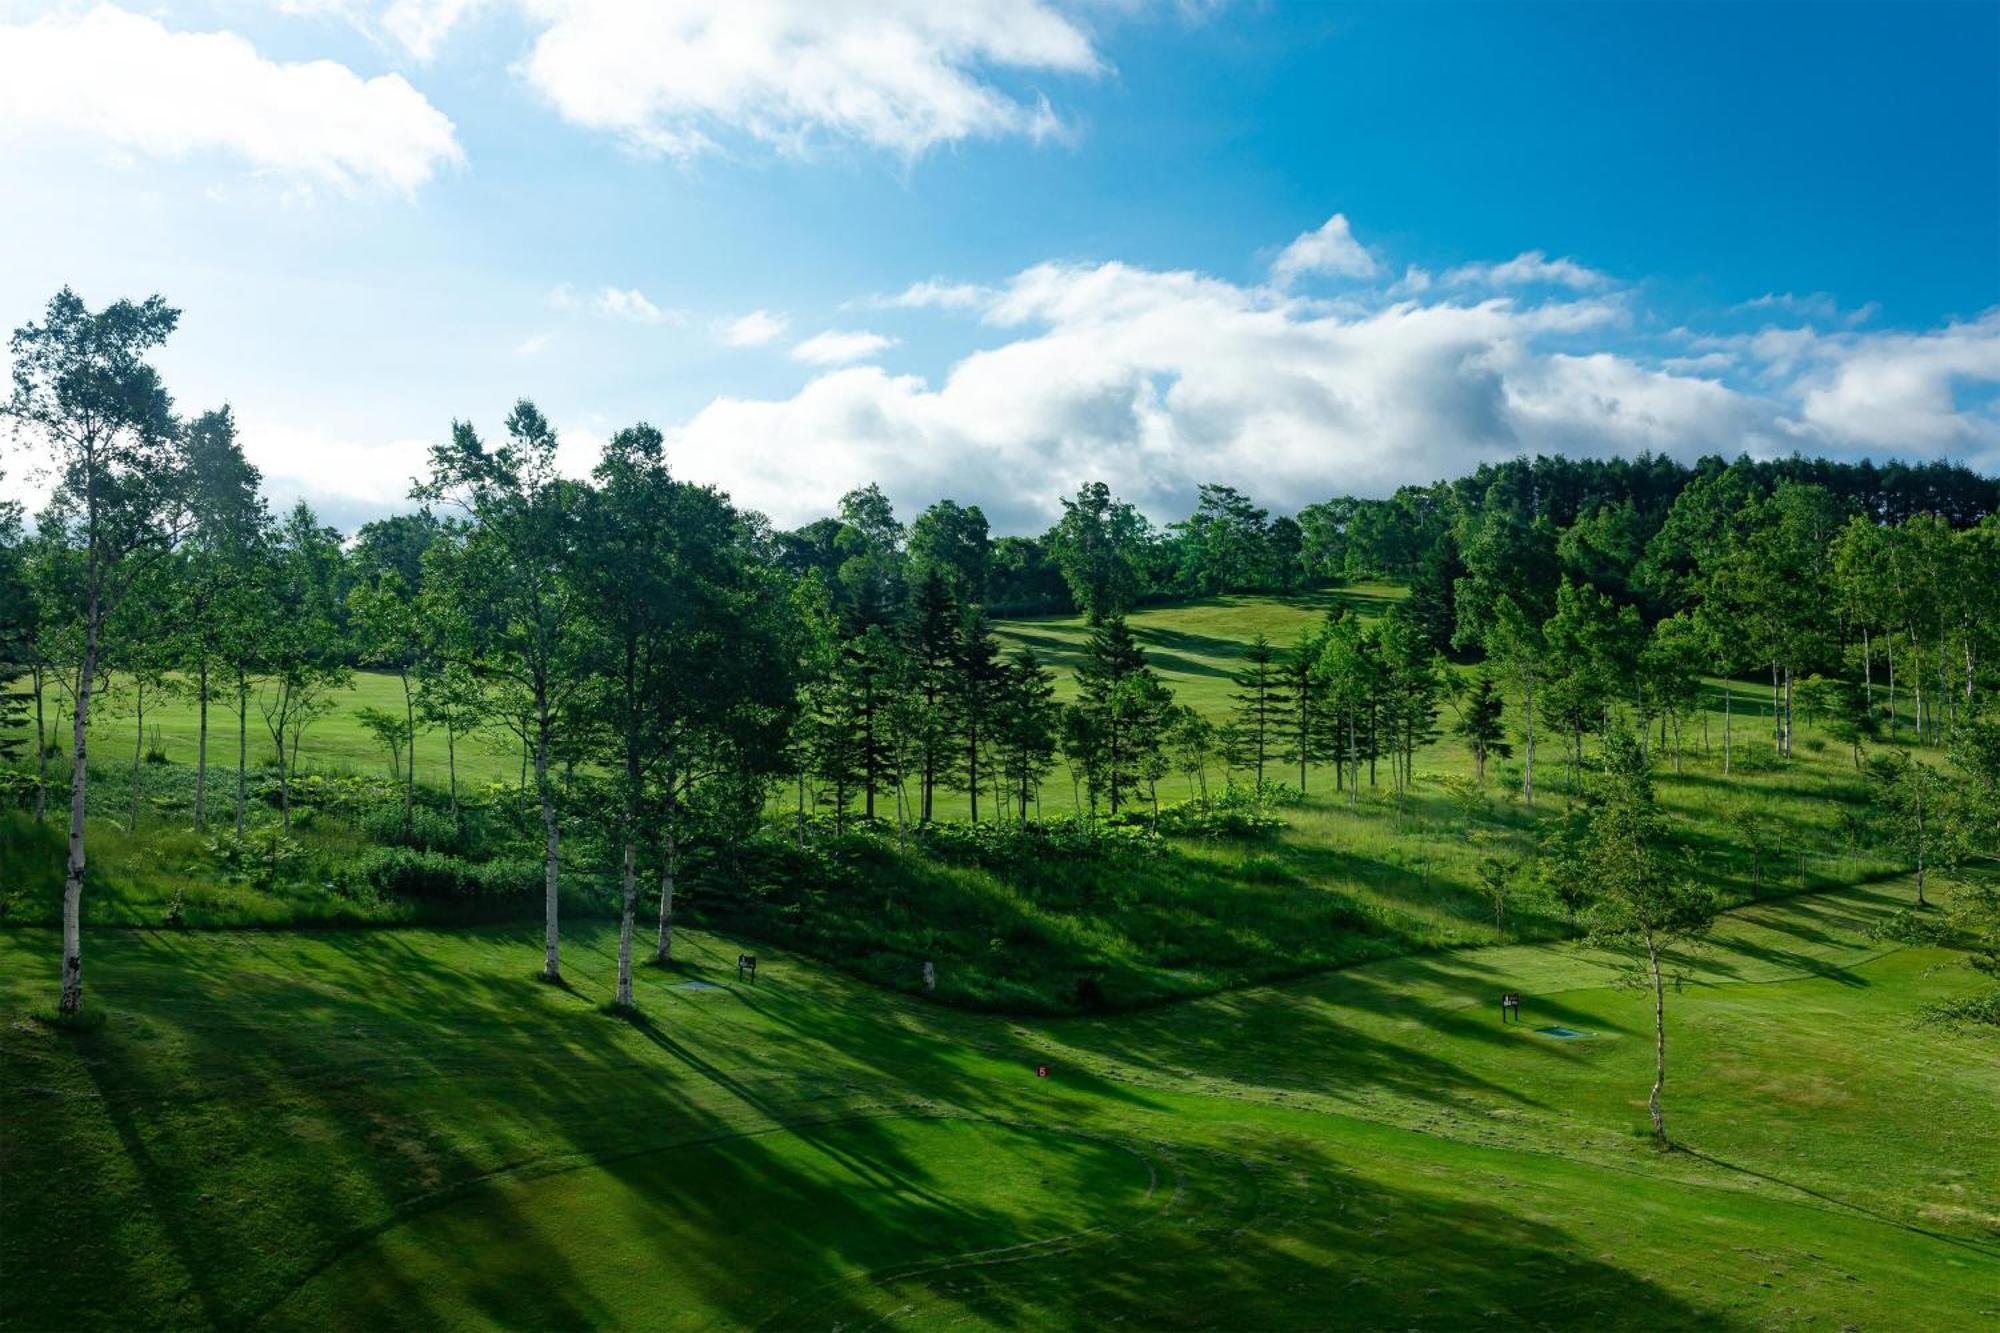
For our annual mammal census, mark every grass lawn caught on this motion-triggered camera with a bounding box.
[2,886,1993,1329]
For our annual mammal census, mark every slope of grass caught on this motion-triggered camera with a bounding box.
[8,592,1921,1016]
[2,887,1993,1330]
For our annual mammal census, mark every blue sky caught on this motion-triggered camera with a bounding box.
[2,1,1995,533]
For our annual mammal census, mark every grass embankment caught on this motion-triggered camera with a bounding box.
[2,887,1993,1329]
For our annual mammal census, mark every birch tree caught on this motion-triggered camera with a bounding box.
[1579,729,1717,1147]
[4,289,187,1015]
[419,402,590,984]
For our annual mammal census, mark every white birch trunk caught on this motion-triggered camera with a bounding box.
[616,840,637,1008]
[61,603,100,1016]
[537,712,561,983]
[654,828,676,964]
[1647,931,1668,1148]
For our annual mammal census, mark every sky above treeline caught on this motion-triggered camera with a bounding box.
[1,1,1996,535]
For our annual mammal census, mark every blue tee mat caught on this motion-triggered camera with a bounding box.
[1535,1025,1597,1039]
[674,980,724,992]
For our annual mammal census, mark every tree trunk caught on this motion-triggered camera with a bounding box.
[616,839,637,1008]
[1723,685,1732,775]
[129,678,144,831]
[1886,635,1897,739]
[61,598,102,1016]
[655,822,677,964]
[1861,627,1873,711]
[401,668,416,834]
[1646,930,1669,1148]
[235,675,249,838]
[445,712,460,824]
[537,709,561,983]
[1782,666,1794,758]
[967,730,979,823]
[1771,663,1782,754]
[1914,775,1927,909]
[32,665,47,822]
[194,662,208,831]
[1908,625,1924,743]
[1521,678,1535,806]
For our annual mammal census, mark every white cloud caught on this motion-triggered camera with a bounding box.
[550,283,681,324]
[1792,313,2000,456]
[878,278,996,310]
[1440,250,1612,291]
[720,309,790,346]
[1269,214,1380,287]
[508,0,1103,159]
[660,231,2000,530]
[593,286,672,324]
[670,257,1785,530]
[515,332,554,357]
[382,0,487,61]
[791,329,897,365]
[0,5,462,192]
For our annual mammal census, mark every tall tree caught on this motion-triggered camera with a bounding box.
[257,503,351,832]
[1072,616,1164,813]
[1449,671,1510,786]
[1049,482,1148,623]
[953,610,1005,821]
[1281,626,1328,791]
[1578,730,1718,1147]
[172,407,266,832]
[907,499,991,606]
[5,288,187,1015]
[993,648,1059,821]
[418,401,591,984]
[1231,633,1279,787]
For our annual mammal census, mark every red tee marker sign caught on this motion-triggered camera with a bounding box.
[1036,1064,1050,1079]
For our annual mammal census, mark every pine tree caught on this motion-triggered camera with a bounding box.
[953,610,1005,821]
[1450,671,1510,786]
[906,567,960,821]
[1232,633,1279,787]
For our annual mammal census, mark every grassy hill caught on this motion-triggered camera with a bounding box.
[2,592,1920,1013]
[2,887,1992,1330]
[3,591,1995,1326]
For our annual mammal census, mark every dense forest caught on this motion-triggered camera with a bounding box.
[6,288,1999,1030]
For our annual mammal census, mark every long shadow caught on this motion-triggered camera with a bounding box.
[1676,1147,2000,1262]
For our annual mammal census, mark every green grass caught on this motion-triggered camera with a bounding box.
[7,590,1921,1017]
[2,886,1993,1329]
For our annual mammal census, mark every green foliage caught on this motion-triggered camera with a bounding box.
[349,847,543,902]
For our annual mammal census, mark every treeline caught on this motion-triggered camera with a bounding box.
[7,287,1999,1020]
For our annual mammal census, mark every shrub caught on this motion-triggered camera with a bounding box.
[349,847,542,901]
[1867,908,1957,947]
[1918,990,2000,1029]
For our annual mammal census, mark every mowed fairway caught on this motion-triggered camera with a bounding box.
[4,886,1994,1331]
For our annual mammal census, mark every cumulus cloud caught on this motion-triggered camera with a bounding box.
[549,283,681,324]
[668,258,1790,530]
[593,287,673,324]
[661,239,2000,531]
[1441,250,1613,291]
[876,278,996,311]
[792,330,897,365]
[503,0,1102,159]
[0,5,462,192]
[1268,213,1380,286]
[1792,313,2000,456]
[719,309,790,346]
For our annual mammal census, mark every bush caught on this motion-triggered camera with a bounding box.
[350,847,542,901]
[1918,990,2000,1029]
[205,828,309,892]
[1867,908,1957,947]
